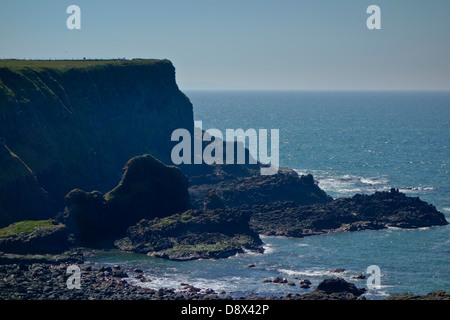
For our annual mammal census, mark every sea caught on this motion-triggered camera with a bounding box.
[86,91,450,299]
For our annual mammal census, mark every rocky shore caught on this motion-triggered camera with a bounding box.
[0,262,208,300]
[1,262,448,301]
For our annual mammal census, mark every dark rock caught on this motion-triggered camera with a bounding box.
[63,154,191,245]
[330,268,346,273]
[315,278,363,295]
[189,169,332,210]
[352,274,367,280]
[115,204,263,260]
[247,264,256,268]
[293,278,365,300]
[250,190,448,237]
[112,269,128,278]
[300,279,311,285]
[272,277,288,284]
[99,266,112,272]
[105,154,191,225]
[386,290,450,300]
[0,219,71,254]
[63,190,111,244]
[203,191,226,211]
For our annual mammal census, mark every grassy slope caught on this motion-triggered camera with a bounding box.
[0,219,62,237]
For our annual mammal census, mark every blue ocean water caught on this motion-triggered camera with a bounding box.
[87,91,450,299]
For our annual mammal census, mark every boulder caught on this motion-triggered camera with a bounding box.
[294,278,365,300]
[315,278,364,295]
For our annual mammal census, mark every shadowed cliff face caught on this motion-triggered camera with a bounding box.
[0,59,194,226]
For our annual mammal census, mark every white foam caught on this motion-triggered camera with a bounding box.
[311,172,390,195]
[295,169,439,199]
[398,187,436,193]
[278,268,331,278]
[443,207,450,213]
[128,273,243,293]
[293,169,308,176]
[263,243,276,254]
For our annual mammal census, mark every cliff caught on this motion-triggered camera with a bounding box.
[0,59,193,227]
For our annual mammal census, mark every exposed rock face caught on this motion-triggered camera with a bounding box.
[0,59,193,226]
[115,193,263,260]
[250,188,448,237]
[63,154,191,245]
[0,143,52,227]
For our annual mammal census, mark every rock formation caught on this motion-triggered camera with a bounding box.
[63,154,191,245]
[115,192,263,260]
[250,188,448,237]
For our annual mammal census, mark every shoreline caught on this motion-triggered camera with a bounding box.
[1,261,448,301]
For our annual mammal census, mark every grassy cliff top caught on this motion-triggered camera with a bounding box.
[0,58,167,72]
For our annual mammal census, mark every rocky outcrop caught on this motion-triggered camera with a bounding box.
[63,154,191,245]
[189,169,332,209]
[386,290,450,300]
[250,188,448,237]
[0,59,193,227]
[115,193,263,260]
[293,278,366,300]
[0,219,71,254]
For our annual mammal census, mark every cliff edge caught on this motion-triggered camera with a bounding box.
[0,59,193,226]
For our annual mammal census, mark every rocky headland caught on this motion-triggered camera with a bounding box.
[249,188,448,237]
[0,59,448,301]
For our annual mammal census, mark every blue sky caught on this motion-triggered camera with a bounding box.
[1,0,449,90]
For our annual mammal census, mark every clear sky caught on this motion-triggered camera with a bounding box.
[1,0,449,90]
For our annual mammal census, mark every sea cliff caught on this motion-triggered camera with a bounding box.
[0,59,193,226]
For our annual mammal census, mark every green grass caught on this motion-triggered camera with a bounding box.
[0,219,62,237]
[0,58,164,72]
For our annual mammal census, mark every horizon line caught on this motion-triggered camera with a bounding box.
[181,88,450,93]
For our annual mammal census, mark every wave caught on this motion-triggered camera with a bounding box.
[441,207,450,213]
[127,273,243,293]
[263,243,276,254]
[294,169,438,198]
[278,268,333,278]
[294,169,390,196]
[398,186,437,193]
